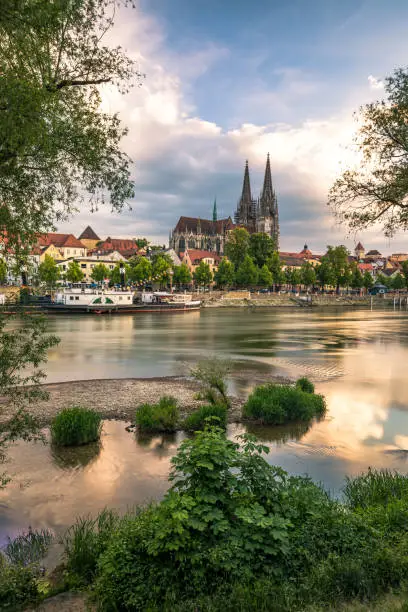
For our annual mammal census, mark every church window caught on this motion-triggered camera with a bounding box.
[188,239,196,249]
[179,237,186,251]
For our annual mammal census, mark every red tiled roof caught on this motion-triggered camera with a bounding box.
[37,233,86,249]
[358,263,373,271]
[185,249,221,264]
[99,238,139,251]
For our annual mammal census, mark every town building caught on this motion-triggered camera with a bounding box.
[170,155,279,256]
[78,226,101,251]
[90,237,140,258]
[181,249,221,276]
[355,242,365,260]
[37,233,87,259]
[57,254,126,282]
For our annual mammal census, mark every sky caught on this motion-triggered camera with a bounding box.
[59,0,408,254]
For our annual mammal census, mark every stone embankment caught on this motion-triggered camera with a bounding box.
[192,291,374,308]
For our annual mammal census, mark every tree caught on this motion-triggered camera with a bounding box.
[109,263,130,286]
[173,263,192,288]
[224,228,250,269]
[325,246,350,294]
[291,268,302,290]
[193,261,213,288]
[392,273,405,290]
[129,257,152,285]
[266,252,284,289]
[363,271,374,292]
[248,233,275,268]
[329,68,408,237]
[350,266,364,290]
[376,272,391,289]
[152,255,172,286]
[0,259,7,284]
[38,255,60,288]
[0,0,140,249]
[214,258,235,289]
[300,262,316,290]
[401,260,408,289]
[235,255,258,287]
[316,259,336,291]
[0,312,59,486]
[91,263,110,284]
[258,265,273,288]
[66,260,84,283]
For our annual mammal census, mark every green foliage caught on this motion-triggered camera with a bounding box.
[183,404,227,431]
[0,258,7,284]
[300,261,316,288]
[152,255,173,286]
[224,227,250,269]
[173,263,192,287]
[61,508,119,585]
[193,261,213,287]
[90,263,110,283]
[4,528,53,566]
[248,233,276,268]
[191,358,231,408]
[295,377,315,394]
[243,383,326,425]
[128,256,152,285]
[135,396,179,432]
[258,264,273,287]
[317,258,336,290]
[65,260,84,283]
[401,260,408,289]
[350,265,364,289]
[50,407,102,447]
[109,262,130,285]
[235,254,258,287]
[0,0,140,249]
[266,251,284,286]
[214,257,235,288]
[329,68,408,237]
[0,560,39,609]
[392,273,405,290]
[363,270,374,290]
[343,469,408,510]
[38,254,60,287]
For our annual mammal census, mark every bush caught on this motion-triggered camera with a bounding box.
[190,358,231,408]
[243,383,326,425]
[61,508,119,585]
[0,560,39,609]
[135,396,179,432]
[50,407,102,446]
[295,377,315,394]
[183,404,227,431]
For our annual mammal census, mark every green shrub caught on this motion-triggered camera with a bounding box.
[295,376,315,394]
[243,383,326,425]
[0,559,39,609]
[135,396,179,432]
[50,407,102,446]
[344,468,408,510]
[190,358,231,408]
[61,508,119,585]
[183,404,227,431]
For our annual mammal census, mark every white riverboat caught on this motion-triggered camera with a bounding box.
[42,286,201,314]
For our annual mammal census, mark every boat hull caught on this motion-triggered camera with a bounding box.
[41,303,201,314]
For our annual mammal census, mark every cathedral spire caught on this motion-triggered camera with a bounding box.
[241,160,252,202]
[213,198,217,222]
[261,153,274,201]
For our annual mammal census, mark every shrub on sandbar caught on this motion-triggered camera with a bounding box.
[183,404,227,432]
[243,383,326,425]
[50,407,102,446]
[135,396,179,432]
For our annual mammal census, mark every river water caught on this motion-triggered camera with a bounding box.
[2,307,408,543]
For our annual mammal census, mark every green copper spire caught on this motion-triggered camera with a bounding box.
[213,198,218,222]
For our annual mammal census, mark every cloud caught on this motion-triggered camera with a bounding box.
[368,75,384,90]
[58,3,408,255]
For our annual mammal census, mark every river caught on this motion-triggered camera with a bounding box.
[2,306,408,543]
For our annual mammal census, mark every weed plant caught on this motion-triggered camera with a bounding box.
[243,382,326,425]
[50,407,102,446]
[191,358,231,408]
[135,396,179,432]
[5,528,53,566]
[183,404,227,431]
[295,376,315,394]
[343,468,408,509]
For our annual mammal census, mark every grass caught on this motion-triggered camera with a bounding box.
[135,396,179,432]
[296,376,315,394]
[242,382,326,425]
[343,468,408,509]
[183,404,227,431]
[4,528,53,566]
[50,407,102,447]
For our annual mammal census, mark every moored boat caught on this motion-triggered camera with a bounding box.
[41,286,201,314]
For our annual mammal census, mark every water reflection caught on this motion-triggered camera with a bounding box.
[244,420,313,445]
[51,441,101,470]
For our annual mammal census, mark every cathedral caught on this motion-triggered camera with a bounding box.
[169,155,279,256]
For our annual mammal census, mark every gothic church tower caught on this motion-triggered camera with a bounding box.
[234,160,257,231]
[258,153,279,248]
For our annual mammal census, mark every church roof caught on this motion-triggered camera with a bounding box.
[174,216,234,234]
[356,241,364,250]
[79,226,100,241]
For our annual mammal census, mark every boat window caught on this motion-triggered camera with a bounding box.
[81,264,86,268]
[119,296,122,300]
[70,296,74,300]
[75,296,79,301]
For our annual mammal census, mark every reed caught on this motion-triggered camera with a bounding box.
[135,396,179,432]
[50,407,102,446]
[344,468,408,509]
[183,404,227,432]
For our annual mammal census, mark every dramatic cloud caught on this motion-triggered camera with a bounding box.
[368,75,384,90]
[59,2,408,255]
